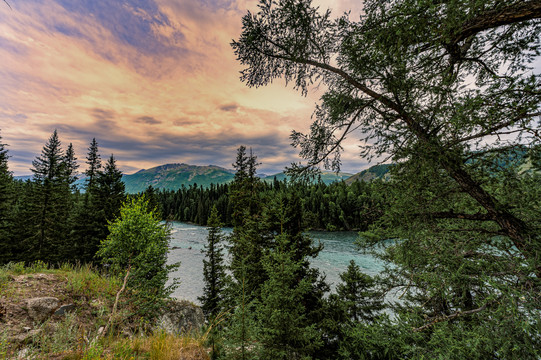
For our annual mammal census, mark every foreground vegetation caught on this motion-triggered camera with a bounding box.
[1,0,541,358]
[0,262,208,359]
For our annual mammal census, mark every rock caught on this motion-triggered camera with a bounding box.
[27,297,59,322]
[17,347,30,359]
[155,299,204,334]
[54,303,75,316]
[10,328,41,346]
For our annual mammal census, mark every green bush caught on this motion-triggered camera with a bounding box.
[97,196,180,322]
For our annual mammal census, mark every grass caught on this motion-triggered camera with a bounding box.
[63,263,121,300]
[0,262,209,360]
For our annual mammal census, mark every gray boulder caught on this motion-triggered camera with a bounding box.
[155,299,204,334]
[27,297,59,322]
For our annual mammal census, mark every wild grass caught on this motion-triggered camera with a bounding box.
[122,331,209,360]
[1,262,209,360]
[0,329,8,360]
[63,263,121,300]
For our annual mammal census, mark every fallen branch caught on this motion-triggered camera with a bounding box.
[93,264,131,343]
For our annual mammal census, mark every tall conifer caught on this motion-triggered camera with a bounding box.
[30,130,71,262]
[336,260,383,322]
[0,131,14,264]
[85,138,101,192]
[200,205,228,318]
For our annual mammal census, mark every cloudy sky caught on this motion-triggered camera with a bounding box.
[0,0,367,176]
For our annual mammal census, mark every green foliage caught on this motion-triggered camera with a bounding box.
[0,130,14,265]
[233,0,541,356]
[256,234,322,360]
[221,275,260,360]
[72,142,126,264]
[26,130,76,263]
[199,205,228,320]
[336,260,384,323]
[97,196,180,321]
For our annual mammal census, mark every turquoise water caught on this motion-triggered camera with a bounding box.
[166,222,385,304]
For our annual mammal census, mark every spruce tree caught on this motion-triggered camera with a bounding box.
[222,268,260,360]
[73,140,106,262]
[30,130,72,262]
[199,205,228,319]
[336,260,383,322]
[85,138,101,192]
[95,154,125,229]
[228,146,269,300]
[0,131,14,264]
[256,234,322,359]
[199,205,229,359]
[63,143,79,188]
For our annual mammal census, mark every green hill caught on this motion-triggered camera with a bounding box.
[345,164,392,184]
[263,171,353,185]
[123,163,235,193]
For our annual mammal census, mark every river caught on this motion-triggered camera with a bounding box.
[166,221,385,304]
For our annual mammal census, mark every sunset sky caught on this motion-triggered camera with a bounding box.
[0,0,367,176]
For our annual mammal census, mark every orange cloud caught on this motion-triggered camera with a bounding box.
[0,0,368,176]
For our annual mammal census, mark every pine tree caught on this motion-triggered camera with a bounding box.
[256,234,322,359]
[222,269,260,360]
[336,260,384,322]
[95,154,125,228]
[73,140,105,262]
[199,205,228,319]
[0,131,14,264]
[228,146,269,300]
[30,130,72,262]
[199,205,229,359]
[85,138,101,192]
[73,152,125,263]
[63,143,79,188]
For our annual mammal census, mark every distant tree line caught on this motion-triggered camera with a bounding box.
[0,130,125,265]
[154,172,388,231]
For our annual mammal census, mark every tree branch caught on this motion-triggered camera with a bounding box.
[428,211,493,221]
[450,1,541,45]
[413,303,489,332]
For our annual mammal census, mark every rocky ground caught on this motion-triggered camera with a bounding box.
[0,265,206,359]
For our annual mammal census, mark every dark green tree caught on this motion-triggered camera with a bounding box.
[73,143,123,263]
[63,143,79,188]
[336,260,383,323]
[199,206,229,359]
[256,234,322,359]
[0,131,14,264]
[29,130,72,262]
[84,138,101,192]
[228,146,270,300]
[199,205,228,320]
[222,272,260,360]
[233,0,541,355]
[95,154,125,229]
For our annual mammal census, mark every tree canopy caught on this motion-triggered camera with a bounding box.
[232,0,541,247]
[233,0,541,356]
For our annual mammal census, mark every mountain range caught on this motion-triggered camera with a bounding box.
[13,163,388,194]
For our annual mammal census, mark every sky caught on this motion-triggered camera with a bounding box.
[0,0,367,176]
